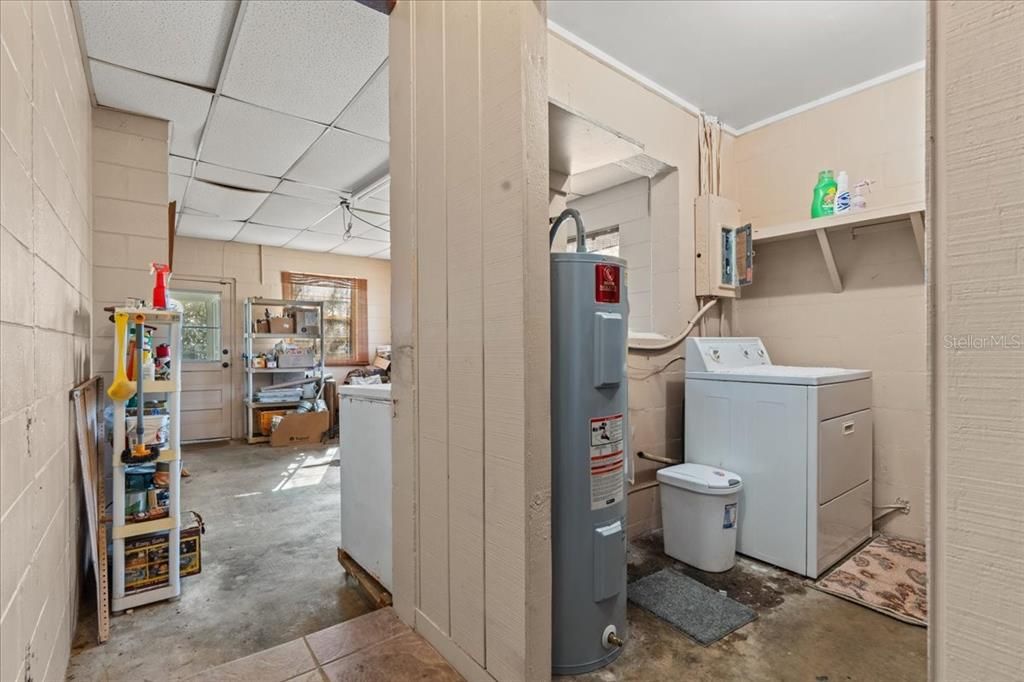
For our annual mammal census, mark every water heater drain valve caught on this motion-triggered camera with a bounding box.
[602,624,624,650]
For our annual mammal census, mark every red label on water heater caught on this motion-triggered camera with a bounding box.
[595,264,620,303]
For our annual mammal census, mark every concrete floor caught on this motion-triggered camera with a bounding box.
[568,531,927,682]
[68,441,373,681]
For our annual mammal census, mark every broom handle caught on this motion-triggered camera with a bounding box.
[135,321,145,441]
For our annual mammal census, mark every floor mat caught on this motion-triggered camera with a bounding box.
[814,534,927,626]
[628,567,757,645]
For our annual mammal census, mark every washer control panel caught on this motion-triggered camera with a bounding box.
[685,337,771,373]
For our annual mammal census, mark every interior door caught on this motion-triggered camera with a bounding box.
[170,280,233,442]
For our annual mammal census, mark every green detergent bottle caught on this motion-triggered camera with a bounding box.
[811,170,837,218]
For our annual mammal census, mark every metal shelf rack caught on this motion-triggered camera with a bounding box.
[243,297,326,444]
[110,307,182,612]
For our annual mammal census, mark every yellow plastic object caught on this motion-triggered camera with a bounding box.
[107,312,137,402]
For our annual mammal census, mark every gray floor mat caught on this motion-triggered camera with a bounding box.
[628,567,757,645]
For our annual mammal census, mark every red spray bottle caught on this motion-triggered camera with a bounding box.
[151,263,171,308]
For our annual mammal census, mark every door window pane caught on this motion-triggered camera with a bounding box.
[171,290,222,361]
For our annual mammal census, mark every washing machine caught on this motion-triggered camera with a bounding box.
[684,337,873,578]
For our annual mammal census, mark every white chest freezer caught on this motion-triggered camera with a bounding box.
[684,337,873,578]
[339,384,392,590]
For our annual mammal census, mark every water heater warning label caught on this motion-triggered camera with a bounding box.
[590,414,624,510]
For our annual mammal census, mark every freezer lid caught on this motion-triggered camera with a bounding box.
[338,384,393,402]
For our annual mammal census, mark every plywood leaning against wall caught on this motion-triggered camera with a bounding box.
[725,70,928,541]
[929,2,1024,679]
[390,1,552,680]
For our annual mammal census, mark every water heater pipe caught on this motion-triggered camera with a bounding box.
[628,298,719,351]
[549,208,587,252]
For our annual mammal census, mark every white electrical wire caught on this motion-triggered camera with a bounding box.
[627,298,719,351]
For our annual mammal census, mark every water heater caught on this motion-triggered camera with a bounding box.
[549,209,629,674]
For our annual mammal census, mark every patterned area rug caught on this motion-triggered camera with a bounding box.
[814,534,927,626]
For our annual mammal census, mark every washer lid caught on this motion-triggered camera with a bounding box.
[657,463,742,493]
[686,365,871,385]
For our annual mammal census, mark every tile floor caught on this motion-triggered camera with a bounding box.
[182,608,462,682]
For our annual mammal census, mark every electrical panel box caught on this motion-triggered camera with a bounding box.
[695,195,753,298]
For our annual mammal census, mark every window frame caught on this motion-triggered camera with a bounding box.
[281,272,369,366]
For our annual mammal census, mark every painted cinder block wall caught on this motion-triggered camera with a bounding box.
[929,1,1024,679]
[724,70,928,541]
[169,237,391,439]
[0,1,93,680]
[90,109,170,392]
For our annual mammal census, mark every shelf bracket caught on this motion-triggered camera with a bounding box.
[910,211,925,264]
[815,228,843,293]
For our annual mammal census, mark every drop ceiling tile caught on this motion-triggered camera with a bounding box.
[367,181,389,202]
[352,195,389,217]
[330,237,390,257]
[169,155,194,176]
[195,162,279,192]
[200,97,324,176]
[90,60,212,158]
[277,180,345,204]
[234,223,302,247]
[250,193,336,230]
[177,214,243,241]
[183,179,269,221]
[169,174,189,205]
[221,1,387,123]
[78,0,238,88]
[282,230,345,253]
[335,62,388,141]
[286,129,388,192]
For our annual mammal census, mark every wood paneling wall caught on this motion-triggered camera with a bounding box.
[390,1,551,679]
[928,2,1024,679]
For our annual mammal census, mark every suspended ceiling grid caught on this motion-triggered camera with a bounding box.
[76,0,391,259]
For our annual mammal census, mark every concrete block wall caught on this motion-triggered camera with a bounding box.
[0,2,93,680]
[726,71,927,541]
[169,237,391,439]
[90,109,170,391]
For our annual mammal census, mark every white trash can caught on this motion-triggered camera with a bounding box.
[657,462,743,572]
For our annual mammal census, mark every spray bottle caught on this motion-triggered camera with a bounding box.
[151,263,171,308]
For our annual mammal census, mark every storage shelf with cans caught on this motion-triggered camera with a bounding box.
[243,297,326,444]
[109,307,183,612]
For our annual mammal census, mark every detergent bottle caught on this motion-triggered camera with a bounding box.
[151,263,171,308]
[811,170,837,218]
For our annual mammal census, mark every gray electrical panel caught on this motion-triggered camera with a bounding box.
[550,250,629,675]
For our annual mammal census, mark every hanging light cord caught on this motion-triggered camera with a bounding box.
[339,199,390,241]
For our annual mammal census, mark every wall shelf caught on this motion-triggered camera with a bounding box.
[752,201,925,293]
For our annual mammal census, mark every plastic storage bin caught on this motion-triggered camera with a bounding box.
[657,462,743,572]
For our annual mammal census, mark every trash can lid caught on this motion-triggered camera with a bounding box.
[657,463,742,495]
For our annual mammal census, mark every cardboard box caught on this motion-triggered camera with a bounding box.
[124,526,202,594]
[270,411,329,447]
[254,319,270,333]
[269,316,294,334]
[259,409,289,435]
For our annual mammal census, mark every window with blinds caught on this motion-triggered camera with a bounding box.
[281,272,368,365]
